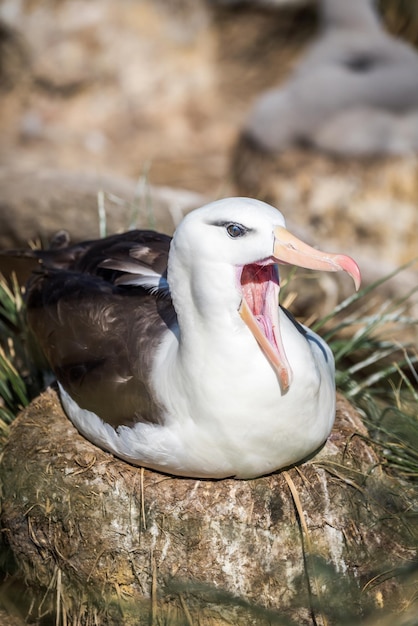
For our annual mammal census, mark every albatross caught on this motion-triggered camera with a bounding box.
[243,0,418,157]
[17,197,360,478]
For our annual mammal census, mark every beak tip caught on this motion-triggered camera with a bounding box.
[336,255,361,291]
[351,264,362,292]
[279,368,292,395]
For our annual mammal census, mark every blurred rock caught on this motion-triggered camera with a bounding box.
[0,21,29,92]
[0,167,205,283]
[0,0,417,197]
[233,146,418,271]
[0,167,205,250]
[237,0,418,158]
[208,0,311,6]
[0,0,228,194]
[0,0,416,315]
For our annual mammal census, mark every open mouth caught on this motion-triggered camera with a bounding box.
[238,262,292,394]
[236,225,360,395]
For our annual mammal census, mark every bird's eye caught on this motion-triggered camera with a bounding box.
[226,223,247,238]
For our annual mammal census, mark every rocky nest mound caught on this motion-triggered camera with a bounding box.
[0,388,416,625]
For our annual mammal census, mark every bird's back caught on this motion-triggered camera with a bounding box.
[24,231,175,427]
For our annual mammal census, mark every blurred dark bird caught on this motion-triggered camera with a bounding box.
[3,198,360,478]
[241,0,418,157]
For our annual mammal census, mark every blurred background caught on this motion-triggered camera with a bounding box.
[0,0,417,316]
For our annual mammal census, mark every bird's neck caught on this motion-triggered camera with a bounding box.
[167,254,242,346]
[320,0,381,33]
[150,256,255,424]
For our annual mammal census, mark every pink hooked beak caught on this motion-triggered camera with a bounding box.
[239,226,361,394]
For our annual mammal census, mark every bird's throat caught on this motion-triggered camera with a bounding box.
[238,263,292,394]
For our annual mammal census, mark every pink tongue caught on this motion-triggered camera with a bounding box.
[255,309,277,347]
[240,263,293,394]
[255,315,271,337]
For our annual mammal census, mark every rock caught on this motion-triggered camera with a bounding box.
[0,387,416,625]
[0,167,205,249]
[233,146,418,268]
[0,0,416,200]
[208,0,311,6]
[0,167,205,285]
[0,0,227,194]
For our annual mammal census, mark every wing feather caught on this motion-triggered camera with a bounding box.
[22,230,176,427]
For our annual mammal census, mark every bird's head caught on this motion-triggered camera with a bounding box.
[170,197,360,393]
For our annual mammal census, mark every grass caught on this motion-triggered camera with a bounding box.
[312,262,418,481]
[97,163,156,239]
[0,273,32,433]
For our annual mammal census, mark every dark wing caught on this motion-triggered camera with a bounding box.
[24,230,175,427]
